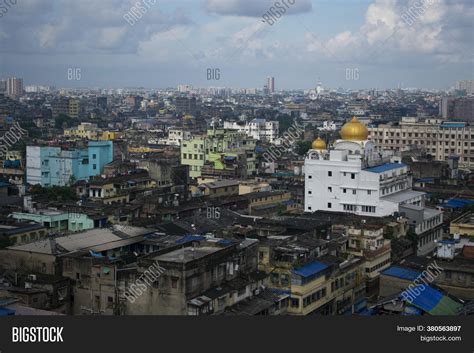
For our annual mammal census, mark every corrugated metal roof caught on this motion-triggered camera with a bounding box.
[382,266,421,281]
[365,163,406,173]
[292,261,328,278]
[403,285,462,315]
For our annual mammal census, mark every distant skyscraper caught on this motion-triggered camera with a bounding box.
[6,77,23,99]
[455,80,474,95]
[177,84,192,93]
[266,76,275,93]
[440,96,474,122]
[0,80,6,93]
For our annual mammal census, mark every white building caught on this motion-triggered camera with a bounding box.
[305,117,443,255]
[153,128,192,146]
[223,119,279,143]
[318,121,338,132]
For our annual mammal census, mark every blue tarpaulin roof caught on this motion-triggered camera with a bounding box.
[89,250,104,258]
[442,199,474,209]
[0,308,15,316]
[217,239,234,246]
[405,285,442,312]
[175,235,206,244]
[293,262,328,278]
[382,266,422,281]
[365,163,406,173]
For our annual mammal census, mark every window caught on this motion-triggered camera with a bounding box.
[308,190,312,195]
[367,190,372,195]
[290,298,300,308]
[93,154,97,159]
[328,171,332,177]
[352,190,356,195]
[351,173,355,179]
[328,187,332,192]
[271,273,279,284]
[171,277,178,288]
[93,164,97,170]
[343,189,347,193]
[327,203,332,209]
[362,206,376,213]
[308,175,312,179]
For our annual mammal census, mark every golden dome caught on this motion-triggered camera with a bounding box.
[312,137,327,150]
[340,117,368,141]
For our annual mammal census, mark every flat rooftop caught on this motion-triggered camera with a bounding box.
[381,190,425,204]
[153,246,223,263]
[365,163,407,173]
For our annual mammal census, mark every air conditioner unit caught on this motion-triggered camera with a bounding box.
[28,274,37,281]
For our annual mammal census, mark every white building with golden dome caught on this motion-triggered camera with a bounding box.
[305,117,426,218]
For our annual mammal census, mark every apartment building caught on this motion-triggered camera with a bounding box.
[224,119,279,143]
[368,117,474,169]
[181,128,257,178]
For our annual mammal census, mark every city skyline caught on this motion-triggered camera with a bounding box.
[0,0,472,90]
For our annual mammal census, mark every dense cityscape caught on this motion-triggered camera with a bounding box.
[0,1,473,331]
[0,75,473,316]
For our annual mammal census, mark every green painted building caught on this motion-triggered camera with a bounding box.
[181,128,257,178]
[11,211,98,233]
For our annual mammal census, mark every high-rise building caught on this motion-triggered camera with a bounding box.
[0,80,6,93]
[175,97,197,115]
[440,96,474,122]
[267,76,275,93]
[455,80,474,95]
[68,99,80,119]
[6,77,23,99]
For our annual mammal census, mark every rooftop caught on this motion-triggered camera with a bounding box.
[381,266,421,281]
[365,163,407,174]
[292,261,328,278]
[153,246,224,264]
[7,227,151,255]
[381,189,425,204]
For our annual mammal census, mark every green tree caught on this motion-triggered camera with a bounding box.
[295,140,312,156]
[55,114,74,129]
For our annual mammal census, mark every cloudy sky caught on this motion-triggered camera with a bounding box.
[0,0,472,89]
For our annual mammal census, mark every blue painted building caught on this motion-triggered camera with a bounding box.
[26,141,113,186]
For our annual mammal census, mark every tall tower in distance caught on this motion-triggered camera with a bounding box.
[6,77,24,99]
[266,76,275,93]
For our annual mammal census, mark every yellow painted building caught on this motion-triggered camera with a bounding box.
[260,256,366,316]
[64,123,122,141]
[450,212,474,237]
[247,191,295,215]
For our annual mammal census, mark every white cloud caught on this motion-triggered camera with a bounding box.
[205,0,312,17]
